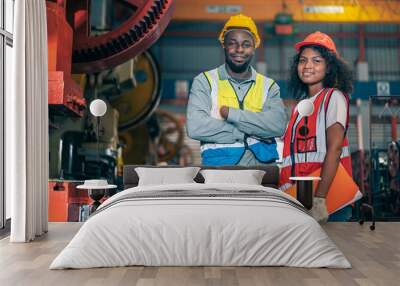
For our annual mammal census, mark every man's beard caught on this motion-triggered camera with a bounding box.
[225,50,252,74]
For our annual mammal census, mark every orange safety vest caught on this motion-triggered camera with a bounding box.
[279,88,353,191]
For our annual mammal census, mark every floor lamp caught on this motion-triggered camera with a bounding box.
[290,99,320,210]
[77,99,116,214]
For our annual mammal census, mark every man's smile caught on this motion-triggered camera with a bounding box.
[231,56,247,63]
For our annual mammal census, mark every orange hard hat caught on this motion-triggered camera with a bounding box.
[294,31,337,55]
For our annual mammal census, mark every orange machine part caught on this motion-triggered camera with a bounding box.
[47,1,86,116]
[48,181,92,222]
[48,71,86,116]
[47,1,73,74]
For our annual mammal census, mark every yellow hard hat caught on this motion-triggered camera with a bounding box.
[219,14,260,48]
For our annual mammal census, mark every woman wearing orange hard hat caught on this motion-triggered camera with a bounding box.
[279,31,362,223]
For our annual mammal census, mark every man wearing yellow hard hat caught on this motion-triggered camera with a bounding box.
[186,14,287,166]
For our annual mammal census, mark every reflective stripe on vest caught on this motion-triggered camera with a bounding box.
[201,68,278,165]
[281,146,351,168]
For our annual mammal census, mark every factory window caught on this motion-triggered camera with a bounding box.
[0,0,13,233]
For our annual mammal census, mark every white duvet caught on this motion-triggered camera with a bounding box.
[50,183,351,269]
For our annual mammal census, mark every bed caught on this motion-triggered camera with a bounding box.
[50,165,351,269]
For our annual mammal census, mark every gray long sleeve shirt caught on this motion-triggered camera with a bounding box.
[186,64,287,165]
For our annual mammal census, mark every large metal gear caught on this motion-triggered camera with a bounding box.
[156,110,184,162]
[66,0,174,73]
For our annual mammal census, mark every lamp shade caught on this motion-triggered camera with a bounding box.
[297,99,314,117]
[90,99,107,117]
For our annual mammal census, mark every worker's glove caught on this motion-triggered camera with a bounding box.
[310,197,329,224]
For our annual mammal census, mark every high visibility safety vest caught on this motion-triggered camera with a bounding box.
[279,88,353,191]
[200,68,278,166]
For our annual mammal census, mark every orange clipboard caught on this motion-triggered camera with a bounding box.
[284,163,362,214]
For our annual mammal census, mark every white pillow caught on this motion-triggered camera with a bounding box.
[135,167,201,186]
[200,169,266,185]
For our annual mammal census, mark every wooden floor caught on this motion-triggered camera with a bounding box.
[0,222,399,286]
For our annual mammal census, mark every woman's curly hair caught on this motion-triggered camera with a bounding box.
[288,44,354,100]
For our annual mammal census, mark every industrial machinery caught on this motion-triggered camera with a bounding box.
[387,141,400,215]
[47,0,174,115]
[105,51,162,131]
[357,95,400,224]
[47,1,86,117]
[119,109,184,165]
[47,0,175,221]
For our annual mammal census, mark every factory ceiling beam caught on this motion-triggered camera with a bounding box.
[173,0,400,23]
[163,30,400,40]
